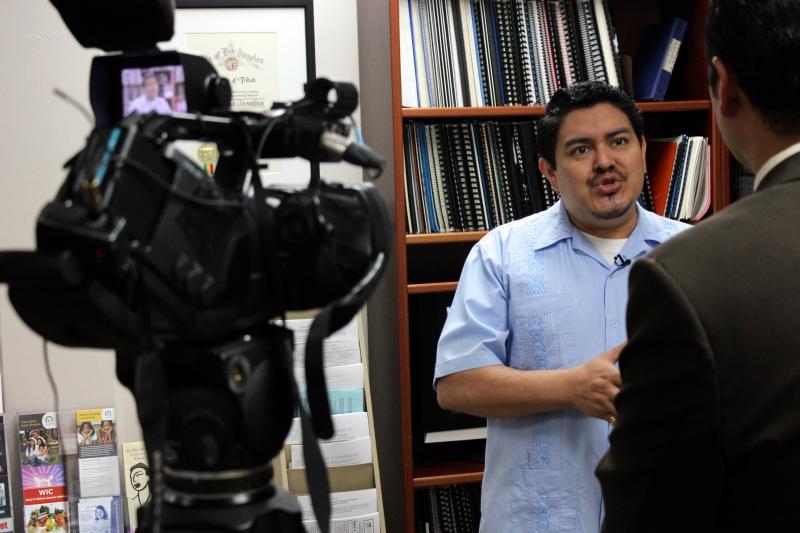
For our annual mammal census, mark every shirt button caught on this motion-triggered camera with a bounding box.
[610,320,619,328]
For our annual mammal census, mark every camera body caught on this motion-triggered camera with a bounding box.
[6,1,389,352]
[12,108,389,351]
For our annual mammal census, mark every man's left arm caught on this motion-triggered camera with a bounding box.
[596,256,724,532]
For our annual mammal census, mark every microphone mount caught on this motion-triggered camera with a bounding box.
[613,253,632,267]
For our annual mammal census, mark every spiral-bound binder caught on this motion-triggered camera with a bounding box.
[513,0,537,105]
[576,0,605,82]
[550,0,575,86]
[564,0,590,82]
[593,0,623,87]
[495,0,520,105]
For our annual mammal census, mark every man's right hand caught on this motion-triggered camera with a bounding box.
[437,343,626,419]
[571,343,623,421]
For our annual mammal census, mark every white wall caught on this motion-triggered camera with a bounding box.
[0,0,359,526]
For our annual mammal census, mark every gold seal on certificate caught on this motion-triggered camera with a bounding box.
[197,143,220,176]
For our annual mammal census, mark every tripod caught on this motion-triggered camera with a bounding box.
[119,325,307,532]
[137,464,305,532]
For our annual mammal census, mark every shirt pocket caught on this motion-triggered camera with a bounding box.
[510,467,579,532]
[508,293,577,370]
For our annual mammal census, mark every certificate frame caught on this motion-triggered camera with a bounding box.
[174,0,316,88]
[173,0,319,185]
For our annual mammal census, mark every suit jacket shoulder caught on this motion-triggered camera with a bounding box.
[601,150,800,532]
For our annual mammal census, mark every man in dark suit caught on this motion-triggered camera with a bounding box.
[596,0,800,531]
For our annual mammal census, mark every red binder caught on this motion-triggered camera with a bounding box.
[646,136,681,216]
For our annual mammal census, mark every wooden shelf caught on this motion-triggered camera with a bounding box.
[403,106,544,119]
[636,100,711,112]
[401,100,710,119]
[407,231,487,245]
[413,461,485,488]
[408,282,458,294]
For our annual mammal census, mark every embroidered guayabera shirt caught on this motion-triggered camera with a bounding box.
[435,201,688,532]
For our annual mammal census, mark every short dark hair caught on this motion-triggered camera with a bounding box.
[537,81,643,169]
[707,0,800,135]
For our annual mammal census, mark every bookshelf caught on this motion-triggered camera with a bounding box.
[389,0,727,530]
[402,99,710,119]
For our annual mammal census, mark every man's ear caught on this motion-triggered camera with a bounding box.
[710,56,742,118]
[538,156,560,192]
[640,135,648,171]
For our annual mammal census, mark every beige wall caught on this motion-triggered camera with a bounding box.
[0,0,360,527]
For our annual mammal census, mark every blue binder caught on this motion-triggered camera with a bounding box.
[633,17,688,101]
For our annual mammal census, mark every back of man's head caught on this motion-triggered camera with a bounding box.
[537,81,643,169]
[707,0,800,135]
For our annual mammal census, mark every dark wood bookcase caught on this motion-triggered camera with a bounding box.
[388,0,727,529]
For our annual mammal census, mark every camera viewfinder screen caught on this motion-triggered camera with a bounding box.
[122,66,187,117]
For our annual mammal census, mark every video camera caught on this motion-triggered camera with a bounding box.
[0,1,391,532]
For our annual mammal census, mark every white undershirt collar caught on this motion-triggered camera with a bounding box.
[754,141,800,191]
[580,231,628,265]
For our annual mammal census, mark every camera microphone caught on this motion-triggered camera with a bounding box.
[320,131,386,171]
[259,111,385,173]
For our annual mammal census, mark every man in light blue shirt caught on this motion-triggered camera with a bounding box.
[435,82,689,532]
[126,73,173,116]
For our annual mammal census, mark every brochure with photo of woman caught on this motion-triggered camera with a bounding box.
[77,495,122,533]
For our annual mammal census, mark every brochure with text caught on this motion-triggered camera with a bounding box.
[76,408,120,498]
[122,441,150,532]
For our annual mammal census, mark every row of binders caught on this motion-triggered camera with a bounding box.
[644,135,711,222]
[399,0,623,107]
[415,483,482,533]
[404,118,711,234]
[404,120,559,234]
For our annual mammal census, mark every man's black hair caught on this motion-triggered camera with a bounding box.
[707,0,800,135]
[537,81,643,169]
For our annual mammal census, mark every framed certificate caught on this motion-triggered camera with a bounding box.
[171,0,318,186]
